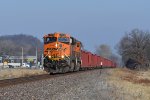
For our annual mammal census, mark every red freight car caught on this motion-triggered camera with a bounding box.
[81,50,88,68]
[81,50,91,68]
[91,54,97,67]
[81,50,116,69]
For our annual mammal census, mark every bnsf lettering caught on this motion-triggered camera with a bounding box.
[46,48,58,51]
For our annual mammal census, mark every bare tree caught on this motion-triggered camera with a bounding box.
[117,29,150,70]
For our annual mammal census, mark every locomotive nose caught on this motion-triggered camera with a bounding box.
[45,45,65,60]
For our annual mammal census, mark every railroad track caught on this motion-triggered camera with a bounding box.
[0,69,100,88]
[0,74,52,87]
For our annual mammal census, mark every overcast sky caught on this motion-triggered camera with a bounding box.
[0,0,150,53]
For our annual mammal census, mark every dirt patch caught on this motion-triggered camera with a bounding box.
[107,68,150,100]
[137,78,150,84]
[123,76,150,85]
[120,68,150,85]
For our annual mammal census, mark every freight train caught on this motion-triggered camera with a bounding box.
[43,32,116,74]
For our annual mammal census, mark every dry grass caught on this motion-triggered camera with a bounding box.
[0,68,47,80]
[107,68,150,100]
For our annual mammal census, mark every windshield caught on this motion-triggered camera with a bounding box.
[44,37,57,44]
[58,37,70,43]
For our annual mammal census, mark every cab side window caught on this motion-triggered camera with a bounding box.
[77,43,80,47]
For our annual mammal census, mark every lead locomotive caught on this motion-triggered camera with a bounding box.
[43,32,82,74]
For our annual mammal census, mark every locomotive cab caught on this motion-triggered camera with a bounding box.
[44,33,70,60]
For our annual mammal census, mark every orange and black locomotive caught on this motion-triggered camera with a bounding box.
[43,32,82,73]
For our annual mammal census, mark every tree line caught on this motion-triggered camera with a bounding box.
[0,34,43,59]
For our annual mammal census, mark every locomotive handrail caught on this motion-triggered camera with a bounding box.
[43,50,51,59]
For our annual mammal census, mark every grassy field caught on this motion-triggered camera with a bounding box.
[0,68,47,80]
[108,68,150,100]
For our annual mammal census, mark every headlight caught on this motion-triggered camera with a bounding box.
[61,55,64,58]
[48,56,51,58]
[55,43,58,47]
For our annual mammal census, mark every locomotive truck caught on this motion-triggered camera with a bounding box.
[43,32,116,74]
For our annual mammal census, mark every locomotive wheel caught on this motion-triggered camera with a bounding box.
[70,62,75,72]
[49,70,56,75]
[59,68,63,73]
[100,65,103,69]
[50,67,59,74]
[74,62,80,71]
[59,67,69,73]
[63,66,69,73]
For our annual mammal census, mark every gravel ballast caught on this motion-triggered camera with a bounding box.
[0,69,124,100]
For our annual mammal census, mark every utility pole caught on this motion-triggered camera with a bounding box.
[36,47,38,67]
[22,47,24,67]
[41,54,44,69]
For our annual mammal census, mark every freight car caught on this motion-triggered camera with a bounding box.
[81,50,116,69]
[43,32,116,74]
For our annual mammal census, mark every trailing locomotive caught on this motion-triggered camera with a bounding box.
[43,32,116,74]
